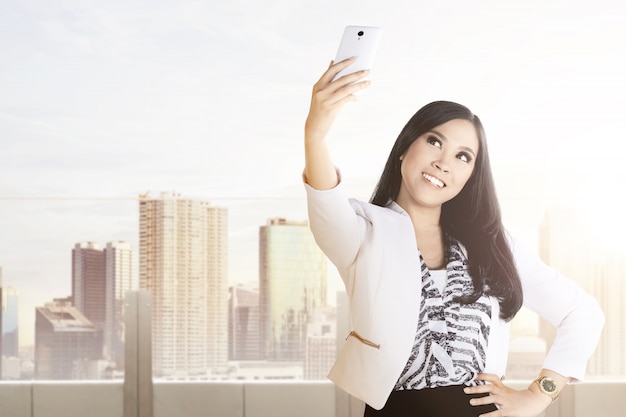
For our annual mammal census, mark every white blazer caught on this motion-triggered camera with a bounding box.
[305,181,605,410]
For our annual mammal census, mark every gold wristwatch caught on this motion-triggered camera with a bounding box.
[534,376,560,401]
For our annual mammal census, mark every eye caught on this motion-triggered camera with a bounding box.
[457,152,473,163]
[426,135,442,148]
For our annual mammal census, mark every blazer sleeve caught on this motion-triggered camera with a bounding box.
[509,233,605,382]
[303,178,369,294]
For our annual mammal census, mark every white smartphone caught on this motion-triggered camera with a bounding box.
[332,25,382,82]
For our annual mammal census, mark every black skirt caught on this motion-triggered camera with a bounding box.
[363,385,498,417]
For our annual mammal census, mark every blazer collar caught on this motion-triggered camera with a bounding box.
[387,200,409,216]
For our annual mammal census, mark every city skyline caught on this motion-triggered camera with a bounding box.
[0,197,624,381]
[2,184,625,349]
[2,0,625,360]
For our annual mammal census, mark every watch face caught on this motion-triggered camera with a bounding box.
[541,378,557,393]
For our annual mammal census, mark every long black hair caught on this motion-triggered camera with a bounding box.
[370,101,522,321]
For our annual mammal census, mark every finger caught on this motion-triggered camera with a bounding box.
[322,70,371,99]
[469,395,496,407]
[476,374,504,385]
[340,76,371,94]
[333,69,371,87]
[313,63,363,99]
[316,72,371,105]
[320,57,356,83]
[469,394,505,417]
[464,385,492,395]
[326,79,371,107]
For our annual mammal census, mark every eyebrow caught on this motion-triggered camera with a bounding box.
[429,129,477,159]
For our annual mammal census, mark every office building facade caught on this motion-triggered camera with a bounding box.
[72,242,106,330]
[538,207,624,377]
[139,192,228,378]
[104,241,133,367]
[34,301,101,380]
[72,241,133,365]
[304,306,337,380]
[1,286,19,359]
[1,268,20,379]
[259,218,328,362]
[229,284,260,361]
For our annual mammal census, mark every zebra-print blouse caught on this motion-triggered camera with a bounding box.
[394,238,493,390]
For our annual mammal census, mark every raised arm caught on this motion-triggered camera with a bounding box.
[304,58,371,190]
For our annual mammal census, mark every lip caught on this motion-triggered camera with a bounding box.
[422,172,446,188]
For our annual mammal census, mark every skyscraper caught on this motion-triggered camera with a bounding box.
[104,241,133,367]
[72,241,133,365]
[72,242,106,332]
[304,306,336,380]
[139,192,228,378]
[538,206,625,377]
[35,300,101,380]
[229,284,260,360]
[259,218,328,362]
[1,267,20,380]
[1,286,19,359]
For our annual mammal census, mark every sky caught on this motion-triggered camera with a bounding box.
[1,0,626,346]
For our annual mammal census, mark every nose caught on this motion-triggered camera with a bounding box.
[432,159,450,173]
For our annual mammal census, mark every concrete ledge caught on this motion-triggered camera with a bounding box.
[244,381,335,417]
[154,381,244,417]
[0,380,623,417]
[571,381,624,417]
[32,381,124,417]
[0,381,32,417]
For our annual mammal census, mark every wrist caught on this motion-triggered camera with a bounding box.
[531,375,561,402]
[527,385,553,408]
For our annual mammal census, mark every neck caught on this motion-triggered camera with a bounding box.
[395,201,446,269]
[396,201,442,231]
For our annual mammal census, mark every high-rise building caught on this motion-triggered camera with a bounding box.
[585,250,625,377]
[72,242,106,331]
[229,284,260,361]
[1,286,19,359]
[1,267,20,380]
[259,218,328,362]
[35,300,101,380]
[72,241,133,365]
[538,206,624,378]
[304,306,337,380]
[139,192,228,378]
[104,241,133,367]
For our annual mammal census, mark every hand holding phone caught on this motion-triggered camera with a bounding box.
[332,25,382,82]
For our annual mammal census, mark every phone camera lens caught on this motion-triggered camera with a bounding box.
[358,31,364,36]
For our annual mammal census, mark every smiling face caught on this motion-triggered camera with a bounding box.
[396,118,479,212]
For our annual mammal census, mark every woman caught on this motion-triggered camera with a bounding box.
[303,57,604,417]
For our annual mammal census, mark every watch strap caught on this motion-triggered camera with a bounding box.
[533,376,560,401]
